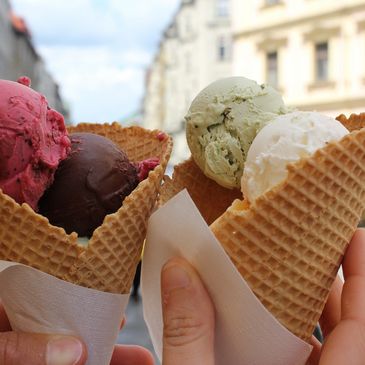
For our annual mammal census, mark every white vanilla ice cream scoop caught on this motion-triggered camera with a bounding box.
[241,111,349,202]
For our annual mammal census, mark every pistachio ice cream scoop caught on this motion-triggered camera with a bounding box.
[185,76,288,189]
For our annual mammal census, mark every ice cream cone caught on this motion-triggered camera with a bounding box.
[337,113,365,226]
[159,114,365,341]
[0,122,173,294]
[336,112,365,132]
[159,157,241,225]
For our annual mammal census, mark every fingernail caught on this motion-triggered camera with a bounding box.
[162,261,191,295]
[47,336,83,365]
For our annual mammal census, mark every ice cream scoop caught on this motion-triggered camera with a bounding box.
[39,132,140,237]
[185,76,288,189]
[0,78,71,210]
[241,111,349,202]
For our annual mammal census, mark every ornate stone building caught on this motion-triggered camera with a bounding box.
[233,0,365,118]
[0,0,68,120]
[144,0,365,165]
[143,0,232,164]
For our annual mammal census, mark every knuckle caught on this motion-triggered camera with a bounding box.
[164,314,206,347]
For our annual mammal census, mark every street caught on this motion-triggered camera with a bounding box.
[117,296,160,364]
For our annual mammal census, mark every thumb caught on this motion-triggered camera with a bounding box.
[0,332,87,365]
[161,258,215,365]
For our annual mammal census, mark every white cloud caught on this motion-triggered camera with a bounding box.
[10,0,180,123]
[12,0,119,45]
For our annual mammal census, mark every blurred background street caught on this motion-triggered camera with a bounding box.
[117,296,159,364]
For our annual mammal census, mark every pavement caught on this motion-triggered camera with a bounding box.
[117,294,160,364]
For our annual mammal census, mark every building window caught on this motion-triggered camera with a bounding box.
[315,42,328,81]
[185,52,191,72]
[266,51,278,89]
[216,0,229,17]
[218,36,230,61]
[185,16,191,35]
[265,0,280,5]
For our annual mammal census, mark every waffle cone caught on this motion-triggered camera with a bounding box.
[336,112,365,131]
[0,122,172,294]
[159,157,241,225]
[337,113,365,225]
[160,114,365,341]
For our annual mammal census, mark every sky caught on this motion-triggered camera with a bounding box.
[11,0,180,124]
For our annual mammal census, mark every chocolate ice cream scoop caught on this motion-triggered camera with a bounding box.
[39,132,139,237]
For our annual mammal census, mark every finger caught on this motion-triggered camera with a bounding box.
[305,336,321,365]
[0,332,86,365]
[0,301,11,332]
[120,316,126,330]
[318,229,365,364]
[110,345,154,365]
[341,229,365,323]
[343,229,365,279]
[317,320,365,364]
[161,258,215,365]
[319,276,342,337]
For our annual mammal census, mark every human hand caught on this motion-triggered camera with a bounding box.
[160,229,365,365]
[96,257,216,365]
[307,228,365,365]
[0,306,86,365]
[0,302,153,365]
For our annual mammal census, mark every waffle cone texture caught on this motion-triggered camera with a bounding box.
[0,123,172,294]
[159,157,242,225]
[159,113,365,341]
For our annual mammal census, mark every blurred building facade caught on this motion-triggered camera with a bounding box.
[233,0,365,117]
[143,0,232,164]
[143,0,365,164]
[0,0,68,120]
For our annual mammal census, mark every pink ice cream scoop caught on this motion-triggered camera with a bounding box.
[0,77,71,211]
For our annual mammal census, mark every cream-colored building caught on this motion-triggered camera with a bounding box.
[144,0,365,165]
[143,0,233,164]
[233,0,365,117]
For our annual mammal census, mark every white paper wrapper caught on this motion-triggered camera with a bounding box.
[142,190,313,365]
[0,261,128,365]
